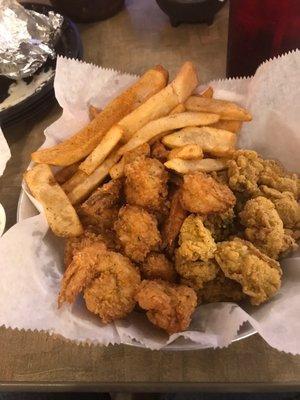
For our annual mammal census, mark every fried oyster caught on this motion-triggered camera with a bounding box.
[215,238,282,305]
[239,196,295,259]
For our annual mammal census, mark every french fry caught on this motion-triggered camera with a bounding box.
[109,102,186,179]
[211,119,242,133]
[200,86,213,98]
[185,96,252,121]
[168,144,203,160]
[149,102,188,145]
[89,105,101,120]
[78,125,124,175]
[62,170,87,193]
[109,157,125,180]
[31,65,168,166]
[86,78,189,176]
[118,112,219,156]
[170,103,186,114]
[24,164,83,237]
[164,158,227,174]
[55,162,80,184]
[120,61,199,142]
[68,150,121,205]
[162,126,236,156]
[172,62,199,103]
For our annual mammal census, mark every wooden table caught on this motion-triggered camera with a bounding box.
[1,0,300,392]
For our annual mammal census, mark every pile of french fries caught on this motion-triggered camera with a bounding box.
[25,61,252,237]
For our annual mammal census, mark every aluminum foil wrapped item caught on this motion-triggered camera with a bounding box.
[0,0,63,79]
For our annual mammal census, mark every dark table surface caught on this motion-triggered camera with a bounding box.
[0,0,300,392]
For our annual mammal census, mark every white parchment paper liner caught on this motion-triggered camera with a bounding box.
[0,128,11,176]
[0,52,300,352]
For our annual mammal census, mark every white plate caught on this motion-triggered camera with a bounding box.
[17,189,256,350]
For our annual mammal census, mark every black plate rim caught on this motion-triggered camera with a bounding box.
[0,2,83,126]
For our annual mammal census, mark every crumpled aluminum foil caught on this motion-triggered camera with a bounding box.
[0,0,63,79]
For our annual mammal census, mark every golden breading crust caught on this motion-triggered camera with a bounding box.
[80,178,123,230]
[151,141,169,162]
[124,157,168,211]
[177,215,217,262]
[59,243,141,323]
[256,186,300,229]
[202,208,236,242]
[215,238,282,305]
[180,172,236,214]
[64,230,115,268]
[114,205,161,262]
[140,253,177,282]
[239,196,291,259]
[176,256,218,290]
[135,279,197,334]
[175,215,218,290]
[228,150,299,199]
[228,150,264,194]
[259,160,299,199]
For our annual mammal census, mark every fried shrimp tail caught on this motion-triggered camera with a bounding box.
[58,244,141,323]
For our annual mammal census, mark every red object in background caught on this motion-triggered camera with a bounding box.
[226,0,300,78]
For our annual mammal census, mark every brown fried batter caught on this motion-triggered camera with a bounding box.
[124,157,168,211]
[259,159,299,198]
[141,253,177,282]
[80,178,123,230]
[202,208,236,242]
[177,215,217,262]
[162,190,188,254]
[180,172,236,214]
[58,243,141,323]
[210,170,229,185]
[257,186,300,229]
[215,238,282,305]
[114,205,161,262]
[175,215,218,289]
[64,230,113,268]
[151,141,169,162]
[280,232,298,256]
[228,150,300,200]
[239,196,287,259]
[198,270,245,303]
[175,255,218,290]
[228,150,264,194]
[123,143,150,165]
[135,280,197,334]
[58,144,298,333]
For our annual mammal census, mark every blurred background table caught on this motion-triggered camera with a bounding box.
[0,0,300,392]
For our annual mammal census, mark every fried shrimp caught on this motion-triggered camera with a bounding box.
[135,280,197,334]
[124,157,168,211]
[180,172,236,214]
[141,253,177,282]
[114,205,161,262]
[58,244,141,323]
